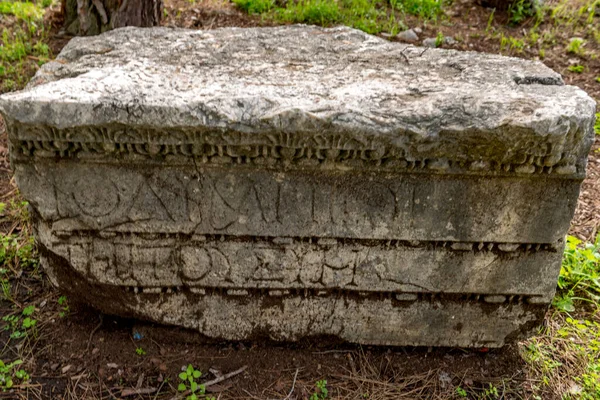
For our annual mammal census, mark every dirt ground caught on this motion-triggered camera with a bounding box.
[0,0,599,399]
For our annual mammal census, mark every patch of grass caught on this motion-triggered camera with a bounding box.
[567,37,585,55]
[522,235,600,398]
[391,0,444,20]
[275,0,341,25]
[0,1,44,20]
[272,0,403,34]
[234,0,443,35]
[232,0,274,14]
[0,1,51,93]
[500,34,525,53]
[554,235,600,312]
[0,199,38,303]
[523,313,600,399]
[568,64,585,73]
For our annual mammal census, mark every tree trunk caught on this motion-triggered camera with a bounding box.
[62,0,162,36]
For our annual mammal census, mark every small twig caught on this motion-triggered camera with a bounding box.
[203,365,248,387]
[121,387,157,397]
[85,314,103,354]
[312,349,353,354]
[281,368,299,400]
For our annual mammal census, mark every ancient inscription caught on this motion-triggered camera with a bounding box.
[45,229,561,300]
[21,163,580,244]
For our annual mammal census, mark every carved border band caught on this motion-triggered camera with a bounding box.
[54,230,561,254]
[120,285,548,306]
[8,122,582,177]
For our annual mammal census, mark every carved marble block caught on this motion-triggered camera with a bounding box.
[0,25,596,347]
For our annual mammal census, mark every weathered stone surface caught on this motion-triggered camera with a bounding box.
[0,25,596,347]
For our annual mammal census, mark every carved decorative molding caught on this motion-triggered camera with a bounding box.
[8,123,581,177]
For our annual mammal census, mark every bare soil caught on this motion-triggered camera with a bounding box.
[0,0,598,398]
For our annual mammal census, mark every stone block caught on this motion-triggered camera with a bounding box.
[0,25,596,347]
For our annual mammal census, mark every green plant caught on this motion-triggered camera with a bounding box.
[500,34,525,52]
[178,364,205,400]
[233,0,274,14]
[568,64,585,73]
[390,0,443,20]
[508,0,534,25]
[555,235,600,312]
[0,359,28,391]
[435,31,444,47]
[2,315,24,339]
[567,37,585,55]
[22,305,34,316]
[456,386,468,397]
[0,1,44,20]
[58,295,70,317]
[538,48,545,59]
[41,0,53,8]
[310,379,328,400]
[483,382,499,398]
[485,8,495,33]
[135,347,146,356]
[275,0,341,25]
[2,305,38,339]
[596,77,600,83]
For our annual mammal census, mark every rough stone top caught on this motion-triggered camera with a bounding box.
[0,25,596,174]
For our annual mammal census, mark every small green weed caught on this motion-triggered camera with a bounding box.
[567,64,585,73]
[485,8,495,33]
[456,386,468,397]
[483,382,499,398]
[567,37,585,55]
[538,48,545,59]
[310,379,328,400]
[58,295,70,318]
[2,305,37,339]
[178,364,214,400]
[135,347,146,356]
[0,359,28,391]
[435,31,444,47]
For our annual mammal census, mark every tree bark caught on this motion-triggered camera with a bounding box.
[62,0,162,36]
